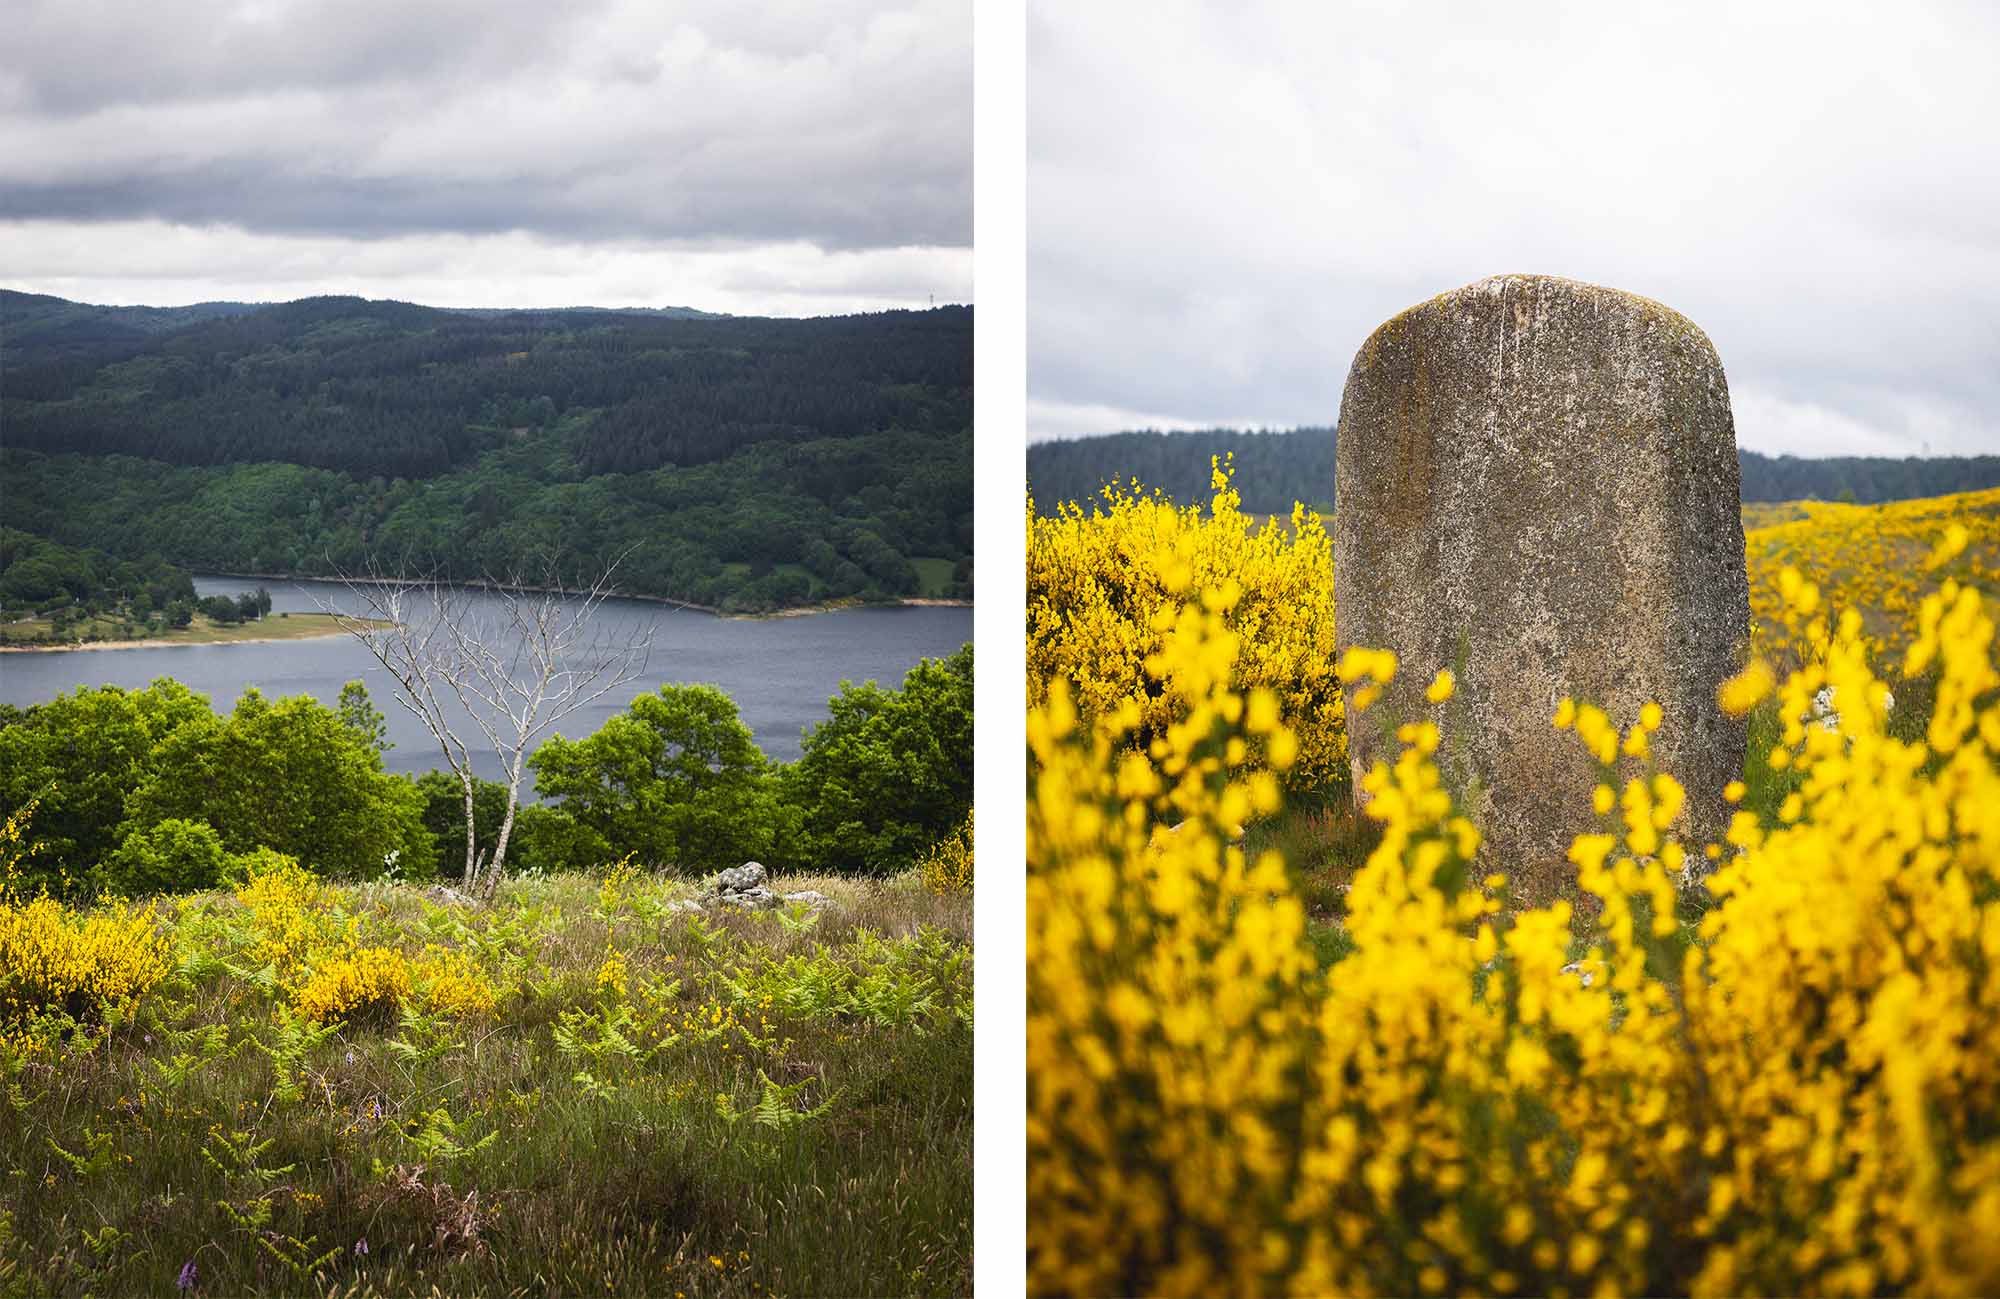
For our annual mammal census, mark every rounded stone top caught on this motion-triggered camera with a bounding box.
[1367,272,1717,363]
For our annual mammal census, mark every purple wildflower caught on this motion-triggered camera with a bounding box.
[354,1237,369,1256]
[176,1259,198,1291]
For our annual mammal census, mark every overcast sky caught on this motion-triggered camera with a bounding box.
[1030,2,2000,457]
[0,0,969,316]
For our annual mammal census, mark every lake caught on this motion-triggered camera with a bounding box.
[0,576,972,784]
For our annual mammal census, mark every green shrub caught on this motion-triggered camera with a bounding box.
[100,817,227,895]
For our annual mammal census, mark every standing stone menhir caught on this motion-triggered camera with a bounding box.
[1332,273,1749,894]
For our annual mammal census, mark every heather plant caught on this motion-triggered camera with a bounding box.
[1027,548,2000,1296]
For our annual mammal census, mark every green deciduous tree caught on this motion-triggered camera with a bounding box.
[530,684,775,872]
[508,804,613,876]
[336,680,391,754]
[0,679,211,893]
[781,643,972,875]
[121,688,434,878]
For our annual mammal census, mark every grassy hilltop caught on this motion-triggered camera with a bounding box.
[0,859,973,1298]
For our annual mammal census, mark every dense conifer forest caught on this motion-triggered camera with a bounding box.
[1,291,971,613]
[1026,426,2000,515]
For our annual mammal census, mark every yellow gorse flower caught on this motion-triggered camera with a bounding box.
[0,893,169,1027]
[413,945,498,1017]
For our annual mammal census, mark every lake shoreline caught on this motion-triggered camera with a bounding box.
[191,568,971,620]
[0,614,392,655]
[0,592,973,654]
[1,592,970,771]
[0,630,351,654]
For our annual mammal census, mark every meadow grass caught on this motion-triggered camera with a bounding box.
[1,869,971,1298]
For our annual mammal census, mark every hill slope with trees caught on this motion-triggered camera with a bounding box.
[2,292,971,612]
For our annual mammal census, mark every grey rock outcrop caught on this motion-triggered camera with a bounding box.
[1333,273,1749,892]
[712,862,768,893]
[688,862,841,915]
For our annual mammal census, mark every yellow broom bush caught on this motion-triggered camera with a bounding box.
[1027,457,1345,790]
[413,945,499,1017]
[0,894,170,1027]
[1027,553,2000,1296]
[920,810,975,894]
[293,945,413,1024]
[0,799,171,1039]
[233,850,343,981]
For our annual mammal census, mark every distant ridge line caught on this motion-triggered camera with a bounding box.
[1025,426,2000,514]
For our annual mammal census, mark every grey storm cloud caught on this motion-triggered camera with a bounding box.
[1028,1,2000,457]
[0,0,970,253]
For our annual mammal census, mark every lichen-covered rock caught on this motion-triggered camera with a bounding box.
[1333,273,1750,892]
[710,862,767,893]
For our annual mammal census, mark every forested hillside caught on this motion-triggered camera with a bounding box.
[1026,426,2000,515]
[1,292,971,612]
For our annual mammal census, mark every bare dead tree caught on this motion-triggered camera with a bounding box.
[319,556,651,900]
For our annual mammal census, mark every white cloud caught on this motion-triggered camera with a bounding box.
[0,219,968,317]
[1026,398,1271,444]
[1732,388,1920,459]
[0,0,970,313]
[1030,0,2000,457]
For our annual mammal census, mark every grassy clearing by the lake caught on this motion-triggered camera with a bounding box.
[1,865,971,1298]
[909,558,958,599]
[0,612,387,652]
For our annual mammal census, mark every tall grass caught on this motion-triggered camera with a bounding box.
[1,869,971,1297]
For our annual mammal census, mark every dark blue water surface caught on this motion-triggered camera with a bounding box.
[0,576,972,783]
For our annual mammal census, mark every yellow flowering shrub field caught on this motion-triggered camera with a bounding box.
[1033,473,1996,798]
[1028,495,2000,1295]
[1744,487,2000,668]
